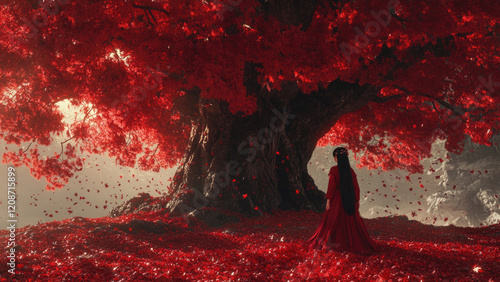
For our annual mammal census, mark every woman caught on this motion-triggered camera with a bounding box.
[307,147,377,253]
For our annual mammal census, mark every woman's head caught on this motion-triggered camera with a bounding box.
[333,147,349,163]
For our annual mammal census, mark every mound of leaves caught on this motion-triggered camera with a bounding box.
[1,209,499,281]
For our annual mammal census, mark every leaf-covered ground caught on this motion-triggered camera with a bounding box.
[1,209,499,281]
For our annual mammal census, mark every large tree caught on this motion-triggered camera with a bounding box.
[1,0,499,216]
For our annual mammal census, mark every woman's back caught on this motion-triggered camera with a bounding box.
[326,166,360,203]
[307,148,377,253]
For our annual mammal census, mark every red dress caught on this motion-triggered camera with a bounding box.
[307,166,377,253]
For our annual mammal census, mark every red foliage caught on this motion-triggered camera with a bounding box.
[1,210,499,280]
[0,0,499,187]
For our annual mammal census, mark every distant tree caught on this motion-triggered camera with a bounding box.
[1,0,498,215]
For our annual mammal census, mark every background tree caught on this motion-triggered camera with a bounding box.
[1,0,498,216]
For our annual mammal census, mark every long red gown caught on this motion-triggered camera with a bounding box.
[307,166,378,253]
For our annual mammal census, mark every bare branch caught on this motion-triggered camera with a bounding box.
[59,136,75,159]
[132,4,169,26]
[147,9,157,25]
[151,144,160,156]
[22,142,33,154]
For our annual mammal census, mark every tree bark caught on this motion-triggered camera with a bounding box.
[166,79,379,217]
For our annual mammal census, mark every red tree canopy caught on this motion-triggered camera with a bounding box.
[1,0,499,189]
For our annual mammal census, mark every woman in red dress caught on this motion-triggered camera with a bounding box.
[307,147,377,253]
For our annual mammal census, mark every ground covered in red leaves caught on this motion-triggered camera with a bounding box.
[2,210,499,281]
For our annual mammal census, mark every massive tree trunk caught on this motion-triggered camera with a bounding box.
[166,79,379,217]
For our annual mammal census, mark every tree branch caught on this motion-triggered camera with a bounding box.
[433,98,466,116]
[22,142,33,154]
[395,86,495,124]
[59,136,75,159]
[132,4,169,15]
[151,144,160,156]
[132,4,169,26]
[372,94,402,103]
[132,4,169,16]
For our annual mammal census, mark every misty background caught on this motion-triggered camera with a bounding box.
[1,102,499,229]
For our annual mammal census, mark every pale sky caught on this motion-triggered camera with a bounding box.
[0,98,466,229]
[0,139,448,229]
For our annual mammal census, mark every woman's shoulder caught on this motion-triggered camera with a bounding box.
[329,166,357,176]
[328,166,339,175]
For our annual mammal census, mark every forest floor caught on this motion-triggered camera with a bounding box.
[1,209,499,281]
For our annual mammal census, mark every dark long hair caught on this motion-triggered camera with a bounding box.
[333,147,356,215]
